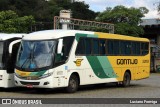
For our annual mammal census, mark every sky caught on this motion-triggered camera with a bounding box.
[78,0,160,19]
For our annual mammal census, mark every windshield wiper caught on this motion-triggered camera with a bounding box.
[20,52,32,69]
[20,44,36,69]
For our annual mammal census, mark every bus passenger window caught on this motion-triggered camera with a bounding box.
[120,41,131,55]
[7,42,20,73]
[113,40,120,55]
[107,40,114,55]
[55,36,74,64]
[107,40,119,55]
[92,39,99,55]
[99,39,106,55]
[0,42,4,68]
[132,42,140,55]
[141,43,149,55]
[75,38,85,55]
[85,38,91,55]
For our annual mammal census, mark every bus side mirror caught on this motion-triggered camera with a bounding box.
[9,39,21,54]
[57,39,63,54]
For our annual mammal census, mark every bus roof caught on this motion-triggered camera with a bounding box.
[23,30,149,42]
[95,32,149,42]
[0,33,24,40]
[23,30,94,40]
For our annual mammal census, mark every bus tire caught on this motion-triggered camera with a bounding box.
[122,72,131,87]
[66,74,79,93]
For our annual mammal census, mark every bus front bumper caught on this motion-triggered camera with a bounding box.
[14,75,67,88]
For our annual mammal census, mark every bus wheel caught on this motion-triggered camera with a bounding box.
[122,72,131,87]
[66,74,79,93]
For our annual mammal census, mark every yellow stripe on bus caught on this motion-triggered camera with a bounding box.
[15,69,31,77]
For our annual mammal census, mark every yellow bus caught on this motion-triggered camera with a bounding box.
[14,30,150,93]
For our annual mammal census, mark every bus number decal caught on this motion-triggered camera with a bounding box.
[142,60,149,63]
[117,59,138,65]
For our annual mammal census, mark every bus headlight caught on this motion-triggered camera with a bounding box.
[14,73,20,78]
[39,72,53,79]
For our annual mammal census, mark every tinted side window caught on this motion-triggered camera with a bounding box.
[132,42,140,55]
[99,39,106,55]
[85,38,92,55]
[113,40,120,55]
[120,41,131,55]
[92,39,99,55]
[141,42,149,55]
[63,37,75,57]
[75,38,85,55]
[107,40,120,55]
[107,40,114,54]
[55,36,75,65]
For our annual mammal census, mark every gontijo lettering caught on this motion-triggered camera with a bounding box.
[117,59,138,65]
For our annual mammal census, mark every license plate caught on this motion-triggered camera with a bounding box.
[26,84,33,88]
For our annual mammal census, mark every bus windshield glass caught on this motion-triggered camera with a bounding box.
[0,42,4,68]
[16,40,57,70]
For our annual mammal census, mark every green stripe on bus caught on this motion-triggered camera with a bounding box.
[75,33,98,41]
[86,56,117,78]
[97,56,117,78]
[36,70,47,76]
[30,72,38,76]
[75,33,117,78]
[30,70,47,76]
[86,56,109,78]
[75,33,87,41]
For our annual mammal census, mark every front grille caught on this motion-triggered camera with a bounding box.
[18,76,39,80]
[20,81,40,85]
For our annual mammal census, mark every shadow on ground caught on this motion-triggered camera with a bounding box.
[0,82,149,95]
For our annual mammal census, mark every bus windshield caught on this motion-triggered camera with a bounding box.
[0,42,4,68]
[16,40,57,70]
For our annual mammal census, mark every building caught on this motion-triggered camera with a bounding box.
[140,18,160,45]
[140,18,160,72]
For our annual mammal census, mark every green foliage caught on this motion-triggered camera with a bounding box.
[115,23,144,36]
[96,5,148,36]
[0,0,10,10]
[0,10,35,33]
[0,1,148,35]
[0,0,97,22]
[70,1,97,20]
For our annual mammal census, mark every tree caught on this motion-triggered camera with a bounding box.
[53,0,97,20]
[156,2,160,14]
[0,0,97,31]
[0,10,35,33]
[70,1,97,20]
[0,0,10,11]
[96,5,149,36]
